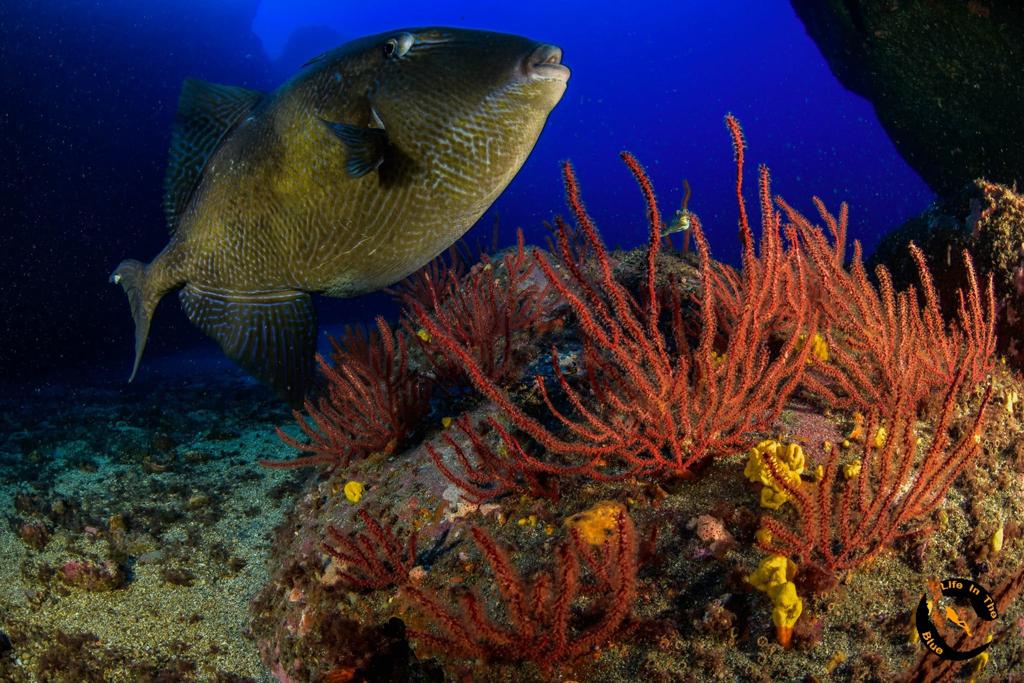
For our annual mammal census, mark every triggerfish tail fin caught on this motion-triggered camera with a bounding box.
[110,259,162,382]
[179,284,317,406]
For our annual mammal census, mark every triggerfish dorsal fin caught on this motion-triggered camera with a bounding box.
[179,285,317,406]
[301,47,338,69]
[163,79,264,233]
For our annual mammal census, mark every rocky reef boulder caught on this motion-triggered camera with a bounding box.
[790,1,1024,198]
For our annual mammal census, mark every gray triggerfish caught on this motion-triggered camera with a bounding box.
[112,27,569,403]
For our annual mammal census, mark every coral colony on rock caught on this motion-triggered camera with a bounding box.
[246,117,1024,682]
[6,4,1024,683]
[6,121,1024,683]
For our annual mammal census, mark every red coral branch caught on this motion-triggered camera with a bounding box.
[412,120,815,480]
[402,228,556,387]
[402,509,638,670]
[322,509,418,592]
[758,371,992,577]
[425,415,560,503]
[776,195,996,416]
[263,317,431,469]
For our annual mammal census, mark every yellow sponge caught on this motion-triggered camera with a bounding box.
[769,580,803,648]
[746,554,795,592]
[343,480,364,503]
[747,555,802,648]
[745,440,804,509]
[564,500,626,545]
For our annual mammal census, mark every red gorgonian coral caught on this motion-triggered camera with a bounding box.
[758,369,992,579]
[780,194,996,417]
[411,119,816,481]
[425,414,560,503]
[401,228,556,388]
[263,317,431,469]
[402,508,638,670]
[322,509,418,592]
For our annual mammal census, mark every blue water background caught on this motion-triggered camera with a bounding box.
[0,0,932,392]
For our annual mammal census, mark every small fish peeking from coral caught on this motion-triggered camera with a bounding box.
[661,179,693,237]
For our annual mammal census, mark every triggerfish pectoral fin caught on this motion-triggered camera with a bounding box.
[321,119,389,178]
[179,284,317,406]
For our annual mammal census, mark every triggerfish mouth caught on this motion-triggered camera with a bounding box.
[111,27,569,404]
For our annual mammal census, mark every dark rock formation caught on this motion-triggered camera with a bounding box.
[790,1,1024,198]
[868,180,1024,366]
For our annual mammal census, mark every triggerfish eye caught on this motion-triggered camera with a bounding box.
[384,33,414,58]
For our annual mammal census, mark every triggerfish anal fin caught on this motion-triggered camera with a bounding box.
[179,285,317,406]
[321,120,389,178]
[163,79,264,233]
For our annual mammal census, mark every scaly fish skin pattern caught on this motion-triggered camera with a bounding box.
[113,27,569,401]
